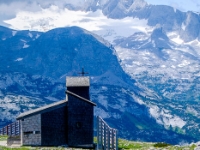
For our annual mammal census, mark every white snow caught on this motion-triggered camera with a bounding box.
[167,32,184,44]
[45,96,59,102]
[95,107,110,118]
[181,23,186,31]
[20,39,26,42]
[23,43,29,48]
[35,34,40,39]
[101,86,108,91]
[171,65,176,69]
[115,46,200,87]
[97,95,108,109]
[172,36,184,44]
[178,60,190,67]
[186,106,199,116]
[4,5,150,43]
[15,58,23,61]
[96,1,100,6]
[152,40,155,47]
[174,7,177,13]
[149,105,186,128]
[129,0,147,10]
[0,94,44,121]
[161,65,166,68]
[12,30,17,36]
[131,94,145,105]
[28,32,33,38]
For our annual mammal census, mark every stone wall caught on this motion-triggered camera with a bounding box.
[41,106,68,146]
[21,114,41,146]
[68,94,94,147]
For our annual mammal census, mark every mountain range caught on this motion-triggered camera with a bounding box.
[1,0,200,145]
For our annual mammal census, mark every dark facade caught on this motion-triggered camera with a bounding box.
[41,106,68,146]
[21,114,41,145]
[67,92,94,147]
[17,76,96,148]
[67,86,90,99]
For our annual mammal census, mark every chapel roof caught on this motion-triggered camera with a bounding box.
[17,90,96,120]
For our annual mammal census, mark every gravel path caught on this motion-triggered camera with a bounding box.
[0,140,7,146]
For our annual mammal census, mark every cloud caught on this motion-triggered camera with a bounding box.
[0,0,76,26]
[0,0,89,21]
[0,1,42,21]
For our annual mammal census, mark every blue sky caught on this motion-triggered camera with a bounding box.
[145,0,200,12]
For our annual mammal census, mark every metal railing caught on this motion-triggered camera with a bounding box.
[0,121,20,136]
[97,116,118,150]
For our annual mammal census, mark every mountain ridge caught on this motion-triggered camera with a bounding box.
[1,0,200,145]
[0,25,198,144]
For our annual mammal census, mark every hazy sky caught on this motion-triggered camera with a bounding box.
[145,0,200,12]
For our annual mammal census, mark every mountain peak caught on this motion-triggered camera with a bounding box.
[150,27,171,49]
[130,0,147,10]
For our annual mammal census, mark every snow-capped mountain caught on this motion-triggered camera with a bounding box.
[3,0,200,43]
[1,0,200,145]
[0,25,198,144]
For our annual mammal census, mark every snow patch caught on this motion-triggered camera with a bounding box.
[171,65,176,69]
[186,106,199,116]
[23,43,29,48]
[181,23,186,31]
[178,60,190,67]
[96,1,99,6]
[167,32,184,44]
[97,95,108,109]
[95,107,110,119]
[152,40,155,47]
[12,31,17,36]
[45,96,59,102]
[173,7,176,13]
[4,6,150,43]
[35,34,40,39]
[131,94,145,105]
[28,32,33,38]
[15,58,23,61]
[161,65,166,68]
[20,39,26,42]
[172,36,184,44]
[149,105,186,128]
[101,86,108,91]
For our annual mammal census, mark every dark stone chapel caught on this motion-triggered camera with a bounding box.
[16,76,96,148]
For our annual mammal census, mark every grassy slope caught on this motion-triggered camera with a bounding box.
[0,136,197,150]
[0,135,8,141]
[118,139,196,150]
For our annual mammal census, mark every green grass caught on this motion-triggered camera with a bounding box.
[118,139,154,149]
[0,136,197,150]
[0,135,8,141]
[0,146,31,150]
[118,139,197,150]
[153,142,171,148]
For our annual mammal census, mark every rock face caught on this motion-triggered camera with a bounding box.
[52,0,200,42]
[1,0,200,144]
[0,25,199,144]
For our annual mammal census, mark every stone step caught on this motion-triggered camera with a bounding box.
[7,136,21,147]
